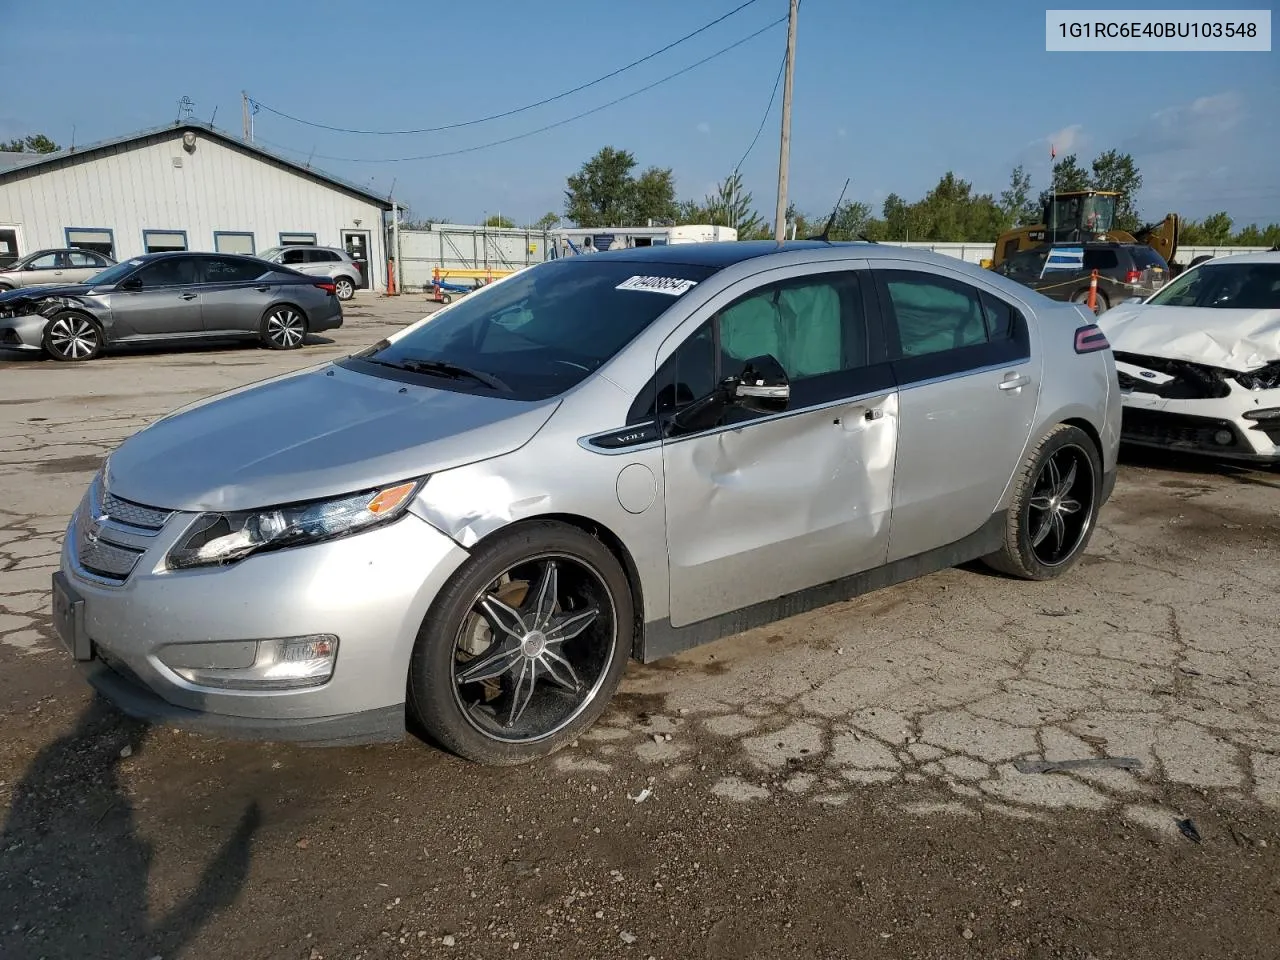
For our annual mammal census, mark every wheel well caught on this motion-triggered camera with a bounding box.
[1062,416,1103,461]
[498,513,646,659]
[262,302,307,323]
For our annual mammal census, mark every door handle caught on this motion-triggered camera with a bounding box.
[998,373,1030,391]
[255,285,270,292]
[178,292,197,300]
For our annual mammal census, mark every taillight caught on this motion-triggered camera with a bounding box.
[1124,269,1141,284]
[1075,323,1110,354]
[315,281,337,295]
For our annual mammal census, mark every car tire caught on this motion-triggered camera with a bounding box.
[334,276,356,301]
[982,423,1102,581]
[1071,287,1109,315]
[0,283,12,292]
[407,520,634,765]
[259,305,308,350]
[42,310,104,362]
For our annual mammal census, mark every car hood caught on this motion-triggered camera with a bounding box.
[0,283,94,303]
[104,362,561,512]
[1099,303,1280,371]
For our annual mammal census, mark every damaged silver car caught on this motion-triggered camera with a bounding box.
[1100,251,1280,462]
[52,241,1120,763]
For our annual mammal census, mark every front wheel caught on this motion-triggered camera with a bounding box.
[43,311,103,362]
[408,521,633,764]
[983,424,1102,580]
[259,305,307,350]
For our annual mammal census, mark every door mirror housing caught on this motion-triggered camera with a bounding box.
[118,275,143,291]
[729,354,791,413]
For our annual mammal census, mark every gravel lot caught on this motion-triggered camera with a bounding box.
[2,293,1278,960]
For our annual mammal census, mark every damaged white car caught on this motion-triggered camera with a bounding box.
[1099,251,1280,463]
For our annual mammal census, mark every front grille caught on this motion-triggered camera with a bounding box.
[1114,352,1231,399]
[1121,408,1250,453]
[102,491,172,531]
[73,480,171,583]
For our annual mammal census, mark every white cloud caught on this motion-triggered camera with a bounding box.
[1142,91,1243,154]
[836,127,848,140]
[1044,123,1085,155]
[696,121,711,135]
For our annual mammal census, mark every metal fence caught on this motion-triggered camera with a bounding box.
[396,223,554,291]
[875,240,1272,265]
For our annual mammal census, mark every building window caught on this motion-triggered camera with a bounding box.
[279,232,317,246]
[144,230,188,254]
[214,231,255,255]
[65,227,115,258]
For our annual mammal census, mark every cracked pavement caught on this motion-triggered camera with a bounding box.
[2,294,1279,960]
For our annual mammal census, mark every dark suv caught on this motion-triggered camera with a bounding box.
[995,242,1169,314]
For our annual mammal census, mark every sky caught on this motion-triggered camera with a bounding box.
[4,0,1277,228]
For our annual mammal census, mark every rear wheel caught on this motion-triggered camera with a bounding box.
[334,276,355,301]
[1071,287,1108,314]
[983,424,1101,580]
[259,305,307,350]
[408,521,633,764]
[43,311,103,362]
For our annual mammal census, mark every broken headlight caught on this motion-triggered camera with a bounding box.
[167,479,423,569]
[1235,362,1280,391]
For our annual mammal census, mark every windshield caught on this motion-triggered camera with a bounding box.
[258,247,284,261]
[1147,261,1280,309]
[85,258,147,287]
[1047,193,1117,233]
[349,258,716,401]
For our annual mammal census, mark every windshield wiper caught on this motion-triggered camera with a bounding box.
[366,356,510,392]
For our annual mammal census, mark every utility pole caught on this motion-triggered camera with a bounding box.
[773,0,799,243]
[241,92,250,142]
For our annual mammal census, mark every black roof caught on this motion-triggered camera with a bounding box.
[576,239,866,268]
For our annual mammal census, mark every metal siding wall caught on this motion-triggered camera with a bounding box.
[0,131,388,289]
[397,224,552,291]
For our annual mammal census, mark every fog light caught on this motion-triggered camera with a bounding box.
[1214,430,1233,446]
[168,635,338,690]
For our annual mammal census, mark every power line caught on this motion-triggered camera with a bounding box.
[250,0,766,136]
[254,16,787,165]
[735,50,786,173]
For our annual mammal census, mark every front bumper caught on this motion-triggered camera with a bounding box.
[0,313,48,351]
[1118,386,1280,462]
[55,484,470,743]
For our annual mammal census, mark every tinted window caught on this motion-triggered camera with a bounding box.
[203,257,269,284]
[1148,262,1280,309]
[979,291,1021,341]
[1126,245,1167,268]
[281,249,308,265]
[351,259,715,401]
[27,252,59,270]
[881,272,988,358]
[309,250,339,263]
[1001,249,1046,279]
[136,257,198,286]
[1083,248,1119,271]
[66,251,102,267]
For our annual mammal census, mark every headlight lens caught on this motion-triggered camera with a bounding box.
[167,479,422,569]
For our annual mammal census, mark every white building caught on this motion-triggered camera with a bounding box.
[0,122,394,291]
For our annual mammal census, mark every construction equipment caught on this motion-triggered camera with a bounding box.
[988,190,1180,272]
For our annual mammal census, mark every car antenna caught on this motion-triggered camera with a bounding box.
[807,178,850,242]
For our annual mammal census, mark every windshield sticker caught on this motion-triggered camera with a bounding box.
[616,275,698,296]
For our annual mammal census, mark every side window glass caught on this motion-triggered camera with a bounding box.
[204,257,268,284]
[282,249,307,265]
[137,257,198,287]
[882,272,988,358]
[28,252,59,270]
[979,291,1020,342]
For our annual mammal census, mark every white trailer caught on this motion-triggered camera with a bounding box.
[551,224,737,257]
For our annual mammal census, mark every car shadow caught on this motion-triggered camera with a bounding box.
[1118,444,1278,483]
[0,696,261,959]
[1,336,336,365]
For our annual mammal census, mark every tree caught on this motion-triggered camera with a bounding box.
[999,165,1038,228]
[0,133,59,154]
[1037,153,1092,211]
[628,166,678,225]
[564,147,638,227]
[483,215,515,229]
[827,200,873,241]
[684,171,766,238]
[1090,149,1143,232]
[530,212,561,231]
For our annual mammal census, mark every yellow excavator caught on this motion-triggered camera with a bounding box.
[986,189,1181,272]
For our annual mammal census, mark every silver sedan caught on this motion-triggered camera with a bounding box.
[51,241,1121,763]
[0,251,343,361]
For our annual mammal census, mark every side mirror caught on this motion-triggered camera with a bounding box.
[729,354,790,413]
[119,275,143,291]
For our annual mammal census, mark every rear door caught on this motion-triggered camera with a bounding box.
[110,256,203,337]
[871,264,1040,562]
[197,255,275,333]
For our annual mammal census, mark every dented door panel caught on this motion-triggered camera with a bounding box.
[663,391,898,628]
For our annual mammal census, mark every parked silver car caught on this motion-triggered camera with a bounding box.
[51,242,1120,763]
[258,245,363,301]
[0,247,116,291]
[0,251,343,361]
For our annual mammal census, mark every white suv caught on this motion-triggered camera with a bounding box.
[259,245,363,301]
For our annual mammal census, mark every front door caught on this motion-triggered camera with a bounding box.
[0,228,19,269]
[342,230,371,289]
[659,267,898,628]
[109,256,203,337]
[871,264,1041,562]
